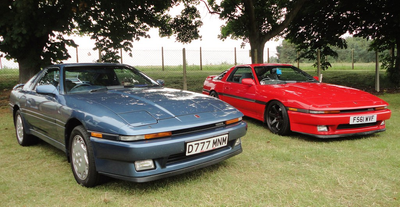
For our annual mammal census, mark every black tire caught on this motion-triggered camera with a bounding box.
[69,125,99,187]
[265,101,291,136]
[210,91,219,99]
[14,110,38,146]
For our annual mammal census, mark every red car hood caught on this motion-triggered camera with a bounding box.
[264,82,388,110]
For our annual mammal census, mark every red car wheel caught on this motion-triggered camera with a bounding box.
[265,101,290,135]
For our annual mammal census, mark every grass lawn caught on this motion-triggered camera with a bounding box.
[0,63,399,206]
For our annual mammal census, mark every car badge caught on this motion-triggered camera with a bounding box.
[194,114,200,118]
[353,101,358,104]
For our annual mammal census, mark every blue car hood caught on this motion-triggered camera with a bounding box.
[74,87,230,126]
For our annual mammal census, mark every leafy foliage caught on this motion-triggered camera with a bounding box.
[0,0,202,82]
[277,37,377,64]
[352,0,400,84]
[207,0,308,63]
[286,0,400,84]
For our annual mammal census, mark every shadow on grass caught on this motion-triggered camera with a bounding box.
[242,116,381,143]
[25,135,233,190]
[97,161,230,191]
[288,132,381,143]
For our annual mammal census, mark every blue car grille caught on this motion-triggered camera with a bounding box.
[158,139,236,168]
[171,122,224,136]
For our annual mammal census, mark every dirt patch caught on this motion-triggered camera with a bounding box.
[0,89,10,109]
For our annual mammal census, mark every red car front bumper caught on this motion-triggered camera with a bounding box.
[288,109,391,138]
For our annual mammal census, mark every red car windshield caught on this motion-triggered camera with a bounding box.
[254,66,317,85]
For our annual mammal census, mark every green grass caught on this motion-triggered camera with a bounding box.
[139,63,398,93]
[0,68,19,90]
[1,94,399,206]
[1,62,397,92]
[1,63,399,206]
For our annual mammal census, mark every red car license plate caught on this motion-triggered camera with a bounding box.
[350,115,377,125]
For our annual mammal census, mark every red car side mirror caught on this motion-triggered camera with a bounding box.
[241,78,256,86]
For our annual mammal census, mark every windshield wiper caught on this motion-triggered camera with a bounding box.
[89,87,108,93]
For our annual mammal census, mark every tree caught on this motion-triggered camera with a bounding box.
[0,0,202,83]
[336,37,375,63]
[285,0,353,70]
[277,37,376,63]
[286,0,400,84]
[206,0,308,63]
[276,40,298,63]
[351,0,400,84]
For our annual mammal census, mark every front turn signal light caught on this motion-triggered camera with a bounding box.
[144,132,172,139]
[120,131,172,141]
[91,132,103,138]
[374,106,387,111]
[224,117,242,125]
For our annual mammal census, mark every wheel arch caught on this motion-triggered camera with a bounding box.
[64,118,84,162]
[264,99,291,136]
[263,99,283,123]
[209,90,219,97]
[12,105,20,125]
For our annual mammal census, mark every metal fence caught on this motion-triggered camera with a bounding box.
[0,47,258,70]
[0,46,379,70]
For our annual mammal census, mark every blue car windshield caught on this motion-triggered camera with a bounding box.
[65,66,159,93]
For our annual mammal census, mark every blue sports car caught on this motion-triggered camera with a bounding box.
[9,63,247,187]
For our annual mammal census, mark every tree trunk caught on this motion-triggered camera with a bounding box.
[18,57,41,83]
[395,40,400,83]
[250,40,266,63]
[388,38,400,84]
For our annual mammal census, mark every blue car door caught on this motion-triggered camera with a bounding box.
[24,68,61,143]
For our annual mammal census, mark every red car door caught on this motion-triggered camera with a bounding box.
[221,67,261,118]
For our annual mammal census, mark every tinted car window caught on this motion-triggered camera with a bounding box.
[227,67,253,83]
[65,66,159,93]
[35,68,60,89]
[215,69,229,80]
[256,66,317,85]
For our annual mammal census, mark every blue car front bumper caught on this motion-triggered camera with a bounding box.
[90,121,247,182]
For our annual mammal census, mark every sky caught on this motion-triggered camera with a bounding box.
[1,4,283,68]
[71,4,282,53]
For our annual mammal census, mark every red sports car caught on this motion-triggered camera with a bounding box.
[203,63,391,138]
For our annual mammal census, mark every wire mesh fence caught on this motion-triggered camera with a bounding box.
[0,46,379,70]
[64,47,254,70]
[0,46,381,90]
[0,47,255,70]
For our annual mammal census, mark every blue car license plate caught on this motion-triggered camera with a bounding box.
[186,134,229,156]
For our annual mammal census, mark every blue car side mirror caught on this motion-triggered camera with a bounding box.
[36,85,59,95]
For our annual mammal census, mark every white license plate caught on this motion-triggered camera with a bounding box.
[350,115,377,125]
[186,134,229,156]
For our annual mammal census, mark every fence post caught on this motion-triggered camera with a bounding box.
[161,47,165,71]
[317,49,321,82]
[76,46,79,63]
[297,51,300,68]
[182,48,187,90]
[120,48,123,63]
[267,48,269,63]
[375,50,380,92]
[98,49,102,62]
[234,47,237,65]
[200,47,203,70]
[352,49,354,69]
